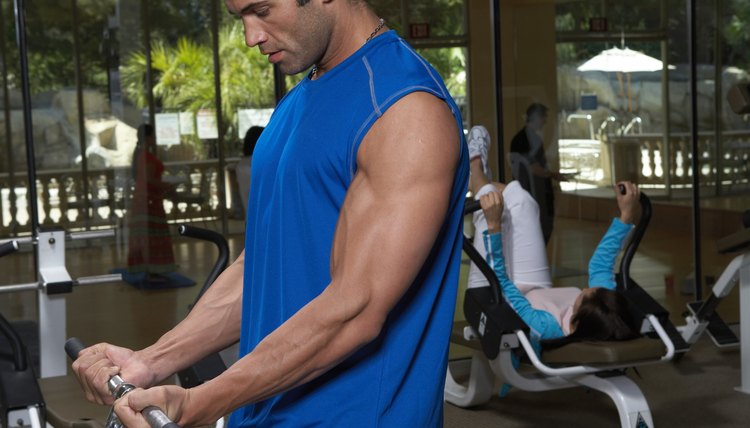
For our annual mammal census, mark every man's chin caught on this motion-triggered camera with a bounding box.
[278,64,313,76]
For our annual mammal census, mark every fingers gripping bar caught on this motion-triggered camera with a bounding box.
[65,338,180,428]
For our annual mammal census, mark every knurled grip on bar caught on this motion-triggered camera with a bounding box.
[65,337,181,428]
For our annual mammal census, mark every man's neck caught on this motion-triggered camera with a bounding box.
[313,9,385,78]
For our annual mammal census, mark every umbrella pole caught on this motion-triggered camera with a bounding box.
[627,73,633,113]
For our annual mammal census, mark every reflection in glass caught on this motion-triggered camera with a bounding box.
[417,47,468,127]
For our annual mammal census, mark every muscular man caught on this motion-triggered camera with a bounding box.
[72,0,469,426]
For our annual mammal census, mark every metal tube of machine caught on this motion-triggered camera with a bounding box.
[12,0,39,235]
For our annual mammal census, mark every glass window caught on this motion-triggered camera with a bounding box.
[408,0,466,37]
[417,47,469,125]
[556,0,662,33]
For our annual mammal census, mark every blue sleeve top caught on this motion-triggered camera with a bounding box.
[482,231,565,341]
[481,218,633,341]
[588,218,634,289]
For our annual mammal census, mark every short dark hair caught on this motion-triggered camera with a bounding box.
[137,123,154,141]
[297,0,312,5]
[571,288,639,341]
[543,288,639,350]
[243,126,264,157]
[525,103,548,122]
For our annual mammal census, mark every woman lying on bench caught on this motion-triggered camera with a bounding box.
[467,153,641,346]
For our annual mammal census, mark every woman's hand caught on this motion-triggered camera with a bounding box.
[615,181,640,224]
[480,191,504,233]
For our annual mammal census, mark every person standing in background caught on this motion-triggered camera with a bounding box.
[510,103,566,244]
[127,123,175,283]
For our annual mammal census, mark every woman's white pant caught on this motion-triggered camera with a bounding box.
[467,181,552,293]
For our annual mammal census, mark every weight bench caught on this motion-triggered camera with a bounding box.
[445,193,677,428]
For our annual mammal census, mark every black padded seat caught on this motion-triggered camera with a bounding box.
[541,337,667,366]
[451,321,666,366]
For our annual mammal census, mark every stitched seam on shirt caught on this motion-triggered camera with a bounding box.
[362,57,382,117]
[349,86,443,180]
[398,39,448,99]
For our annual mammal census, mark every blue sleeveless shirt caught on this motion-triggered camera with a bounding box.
[231,31,469,427]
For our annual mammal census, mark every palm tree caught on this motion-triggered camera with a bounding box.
[120,21,275,151]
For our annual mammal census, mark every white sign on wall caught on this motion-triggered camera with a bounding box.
[179,112,195,135]
[197,109,219,140]
[237,108,273,139]
[155,113,180,146]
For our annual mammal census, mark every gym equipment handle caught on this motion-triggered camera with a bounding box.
[65,337,181,428]
[178,224,229,304]
[0,240,18,258]
[75,274,123,286]
[68,229,116,241]
[464,199,481,216]
[0,274,122,294]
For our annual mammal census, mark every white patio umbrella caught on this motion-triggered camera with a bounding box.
[578,46,667,73]
[577,46,673,112]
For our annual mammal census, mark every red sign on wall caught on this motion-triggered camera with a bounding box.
[409,23,431,39]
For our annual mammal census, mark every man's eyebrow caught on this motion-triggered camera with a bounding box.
[237,1,264,16]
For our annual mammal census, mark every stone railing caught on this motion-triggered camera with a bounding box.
[0,159,229,236]
[559,130,750,193]
[615,131,750,191]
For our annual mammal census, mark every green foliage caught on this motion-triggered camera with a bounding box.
[2,0,115,94]
[418,47,466,98]
[121,21,275,143]
[724,0,750,70]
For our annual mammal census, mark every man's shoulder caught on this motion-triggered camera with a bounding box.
[366,34,446,91]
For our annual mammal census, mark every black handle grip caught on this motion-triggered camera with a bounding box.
[0,240,19,258]
[464,198,481,215]
[65,337,86,359]
[618,183,626,195]
[178,224,229,305]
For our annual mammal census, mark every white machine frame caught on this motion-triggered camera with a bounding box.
[1,229,121,428]
[445,314,675,428]
[678,251,750,394]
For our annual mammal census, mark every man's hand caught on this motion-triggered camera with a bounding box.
[114,385,192,428]
[614,181,640,224]
[71,343,157,405]
[480,191,504,234]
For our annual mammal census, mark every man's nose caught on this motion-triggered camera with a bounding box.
[244,24,267,48]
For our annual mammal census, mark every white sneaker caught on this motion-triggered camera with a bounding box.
[467,125,492,178]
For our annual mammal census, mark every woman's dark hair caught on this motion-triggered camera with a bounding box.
[543,288,640,350]
[243,126,264,157]
[137,123,154,145]
[132,124,155,177]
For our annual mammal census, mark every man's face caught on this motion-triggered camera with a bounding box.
[225,0,332,75]
[528,113,547,132]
